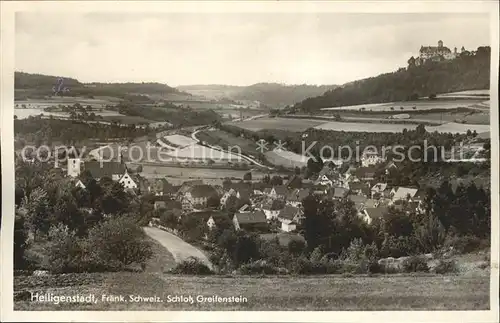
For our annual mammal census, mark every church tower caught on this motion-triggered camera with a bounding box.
[438,40,443,48]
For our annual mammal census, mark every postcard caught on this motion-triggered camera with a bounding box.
[1,1,498,322]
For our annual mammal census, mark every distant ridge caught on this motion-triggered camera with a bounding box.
[15,71,189,101]
[178,82,338,108]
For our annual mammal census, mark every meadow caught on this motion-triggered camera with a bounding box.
[14,272,489,310]
[231,117,490,134]
[226,117,324,132]
[320,97,488,112]
[138,165,274,180]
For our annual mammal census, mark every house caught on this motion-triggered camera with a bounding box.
[206,213,232,230]
[355,166,376,181]
[260,200,284,220]
[67,158,83,178]
[277,205,304,232]
[264,186,288,199]
[362,207,388,225]
[287,188,310,207]
[152,178,174,196]
[182,184,219,208]
[384,161,398,173]
[233,210,268,231]
[238,204,251,213]
[83,161,126,181]
[220,188,236,206]
[348,181,370,196]
[235,187,252,201]
[74,179,86,189]
[361,151,385,167]
[154,201,167,210]
[118,170,138,189]
[333,187,349,199]
[316,174,333,186]
[312,184,329,196]
[348,194,368,214]
[390,187,419,202]
[371,183,388,199]
[364,199,378,209]
[176,180,204,197]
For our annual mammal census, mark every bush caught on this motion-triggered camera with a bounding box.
[86,216,153,271]
[290,257,342,275]
[433,259,458,274]
[171,257,213,275]
[402,256,429,273]
[239,260,280,275]
[43,224,87,274]
[444,235,482,254]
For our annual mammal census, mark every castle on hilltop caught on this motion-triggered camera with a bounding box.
[408,40,469,67]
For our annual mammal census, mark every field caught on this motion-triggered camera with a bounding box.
[320,97,489,112]
[232,117,490,134]
[265,150,310,168]
[14,272,489,310]
[164,134,197,147]
[136,164,282,185]
[227,117,324,132]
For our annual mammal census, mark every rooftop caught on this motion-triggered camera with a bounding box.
[234,210,267,224]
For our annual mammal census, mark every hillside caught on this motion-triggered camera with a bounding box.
[294,46,491,113]
[15,72,188,102]
[178,83,338,108]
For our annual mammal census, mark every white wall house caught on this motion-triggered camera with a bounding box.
[281,221,297,233]
[75,179,86,189]
[361,152,385,167]
[67,158,82,177]
[118,171,138,189]
[207,216,216,230]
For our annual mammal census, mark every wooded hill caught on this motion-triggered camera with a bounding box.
[15,72,187,102]
[293,46,491,113]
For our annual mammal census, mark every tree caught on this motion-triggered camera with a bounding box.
[207,195,221,209]
[288,239,306,256]
[87,216,153,271]
[415,214,446,252]
[100,182,128,215]
[270,175,283,186]
[224,195,240,213]
[22,187,51,236]
[243,172,252,181]
[416,124,426,135]
[14,211,28,269]
[382,207,414,237]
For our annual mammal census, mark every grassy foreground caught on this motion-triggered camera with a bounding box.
[15,272,489,310]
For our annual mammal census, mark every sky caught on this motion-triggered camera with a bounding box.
[15,12,490,86]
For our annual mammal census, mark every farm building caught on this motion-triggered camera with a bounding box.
[233,210,268,231]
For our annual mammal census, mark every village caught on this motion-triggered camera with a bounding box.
[62,148,425,239]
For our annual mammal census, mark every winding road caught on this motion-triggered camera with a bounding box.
[144,226,213,269]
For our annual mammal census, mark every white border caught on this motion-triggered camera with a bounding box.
[1,1,499,322]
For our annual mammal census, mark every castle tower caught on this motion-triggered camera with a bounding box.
[438,40,443,48]
[67,158,82,178]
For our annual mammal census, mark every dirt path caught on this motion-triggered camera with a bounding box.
[143,226,213,269]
